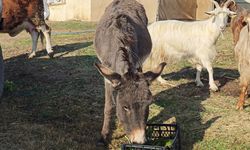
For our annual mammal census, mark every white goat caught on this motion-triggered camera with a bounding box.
[144,0,236,91]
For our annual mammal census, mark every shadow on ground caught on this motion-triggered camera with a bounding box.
[150,66,243,149]
[150,82,220,149]
[26,41,93,58]
[0,41,110,150]
[161,66,245,97]
[0,45,246,149]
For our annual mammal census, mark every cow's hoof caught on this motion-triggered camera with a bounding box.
[195,81,204,87]
[209,84,218,92]
[28,52,36,59]
[48,52,54,58]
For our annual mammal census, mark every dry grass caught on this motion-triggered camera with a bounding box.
[0,21,249,150]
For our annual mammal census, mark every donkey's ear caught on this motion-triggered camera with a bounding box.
[94,63,122,87]
[144,62,166,83]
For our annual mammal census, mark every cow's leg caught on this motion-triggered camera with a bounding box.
[8,22,27,37]
[28,30,39,59]
[236,85,248,110]
[195,64,204,87]
[201,59,218,91]
[22,21,39,59]
[39,24,54,58]
[10,21,38,58]
[98,81,114,145]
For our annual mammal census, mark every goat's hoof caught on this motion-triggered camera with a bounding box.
[236,102,244,110]
[48,51,54,58]
[96,137,108,147]
[28,53,36,59]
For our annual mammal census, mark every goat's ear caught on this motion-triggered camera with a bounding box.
[144,62,166,83]
[94,63,122,88]
[205,11,216,16]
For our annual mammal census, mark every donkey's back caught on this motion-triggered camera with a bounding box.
[94,0,151,74]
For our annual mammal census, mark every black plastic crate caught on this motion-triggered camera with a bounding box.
[121,124,180,150]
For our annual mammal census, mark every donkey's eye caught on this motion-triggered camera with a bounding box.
[123,106,129,111]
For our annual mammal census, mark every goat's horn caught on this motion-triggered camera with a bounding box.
[211,0,220,8]
[223,0,236,8]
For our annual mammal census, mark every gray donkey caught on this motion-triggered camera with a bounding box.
[94,0,166,145]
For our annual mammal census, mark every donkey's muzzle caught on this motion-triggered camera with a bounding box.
[129,128,146,144]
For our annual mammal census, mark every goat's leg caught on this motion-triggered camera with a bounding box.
[28,30,39,59]
[98,81,114,145]
[245,89,248,97]
[236,85,248,110]
[39,24,54,58]
[202,60,218,91]
[195,64,204,87]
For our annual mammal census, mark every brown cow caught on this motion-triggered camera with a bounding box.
[0,0,54,58]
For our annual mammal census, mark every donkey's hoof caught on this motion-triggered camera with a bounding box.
[48,52,54,58]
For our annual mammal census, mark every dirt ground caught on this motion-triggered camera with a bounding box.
[0,21,249,150]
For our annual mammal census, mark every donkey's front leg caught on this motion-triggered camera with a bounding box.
[99,81,115,145]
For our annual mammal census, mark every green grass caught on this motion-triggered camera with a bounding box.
[195,138,250,150]
[0,21,249,150]
[48,21,96,31]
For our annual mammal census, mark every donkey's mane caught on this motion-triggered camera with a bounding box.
[116,14,143,75]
